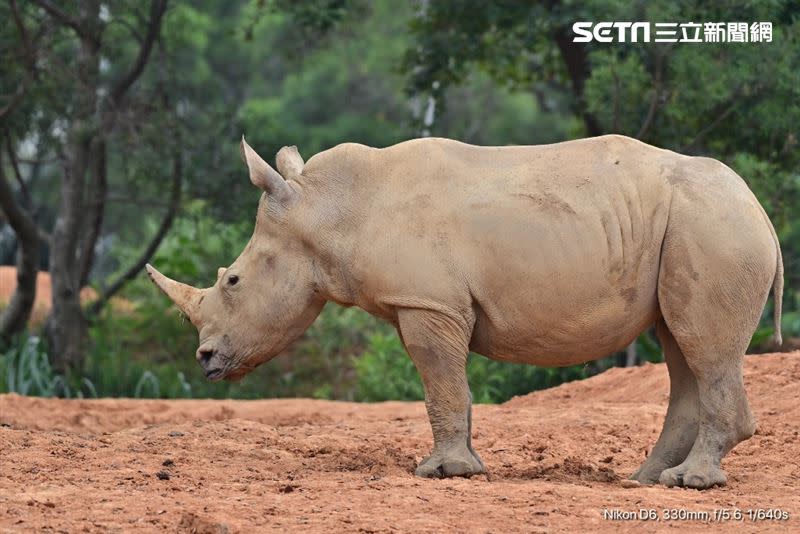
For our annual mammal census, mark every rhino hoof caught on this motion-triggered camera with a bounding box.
[659,464,727,489]
[629,464,665,485]
[415,449,485,478]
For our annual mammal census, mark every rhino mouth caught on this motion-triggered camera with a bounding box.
[202,362,250,383]
[201,349,259,383]
[204,368,226,381]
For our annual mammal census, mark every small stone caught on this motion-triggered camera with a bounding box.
[156,471,170,480]
[620,479,641,488]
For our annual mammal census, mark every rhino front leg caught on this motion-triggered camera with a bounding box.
[398,308,485,478]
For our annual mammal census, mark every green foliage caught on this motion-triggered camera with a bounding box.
[2,0,798,403]
[0,332,194,400]
[782,311,800,338]
[749,327,775,352]
[636,331,663,364]
[291,306,388,399]
[237,0,414,155]
[352,332,591,404]
[584,51,650,133]
[353,332,423,401]
[81,317,197,398]
[0,336,72,397]
[466,354,590,404]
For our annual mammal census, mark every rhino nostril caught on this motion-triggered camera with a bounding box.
[197,348,215,365]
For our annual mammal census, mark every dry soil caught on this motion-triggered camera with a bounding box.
[1,352,798,533]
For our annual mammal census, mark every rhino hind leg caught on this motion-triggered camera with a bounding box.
[397,308,485,478]
[656,351,755,489]
[653,197,772,489]
[630,319,699,484]
[654,314,759,489]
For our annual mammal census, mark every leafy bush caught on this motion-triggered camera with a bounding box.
[0,336,74,397]
[351,330,593,404]
[353,332,423,401]
[0,335,104,398]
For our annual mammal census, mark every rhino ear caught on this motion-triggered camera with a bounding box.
[240,136,293,203]
[276,145,304,179]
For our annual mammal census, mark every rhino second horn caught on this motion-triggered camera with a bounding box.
[145,263,203,324]
[240,135,292,202]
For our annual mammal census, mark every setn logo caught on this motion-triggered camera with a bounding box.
[572,21,773,43]
[573,22,650,43]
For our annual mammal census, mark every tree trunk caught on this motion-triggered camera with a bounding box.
[553,27,603,137]
[48,133,93,373]
[78,139,107,286]
[0,151,39,341]
[43,0,167,373]
[47,1,101,374]
[625,341,638,367]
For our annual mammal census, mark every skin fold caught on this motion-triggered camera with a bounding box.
[147,134,783,489]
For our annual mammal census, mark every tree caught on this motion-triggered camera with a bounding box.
[0,0,52,342]
[0,0,179,372]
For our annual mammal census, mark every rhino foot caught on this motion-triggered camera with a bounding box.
[629,466,661,485]
[659,462,727,489]
[415,446,485,478]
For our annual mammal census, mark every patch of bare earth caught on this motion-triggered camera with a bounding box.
[1,352,798,533]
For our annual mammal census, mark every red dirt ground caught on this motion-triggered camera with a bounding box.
[1,352,798,533]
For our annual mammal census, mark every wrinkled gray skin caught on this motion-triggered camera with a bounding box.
[147,134,783,489]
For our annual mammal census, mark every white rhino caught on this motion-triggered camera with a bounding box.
[147,134,783,489]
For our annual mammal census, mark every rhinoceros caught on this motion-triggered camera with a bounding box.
[147,134,783,489]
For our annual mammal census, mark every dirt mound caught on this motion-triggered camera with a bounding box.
[1,352,798,532]
[0,266,134,326]
[506,351,800,409]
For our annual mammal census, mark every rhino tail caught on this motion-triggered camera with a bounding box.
[772,235,784,347]
[761,206,783,347]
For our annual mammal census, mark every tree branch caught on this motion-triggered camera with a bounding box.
[10,0,37,75]
[78,139,107,286]
[679,98,741,152]
[32,0,99,47]
[635,48,668,141]
[108,0,168,106]
[611,68,620,133]
[88,148,181,317]
[5,135,31,207]
[0,149,40,341]
[0,83,27,120]
[5,137,52,245]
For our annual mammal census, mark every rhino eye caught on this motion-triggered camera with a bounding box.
[227,275,239,286]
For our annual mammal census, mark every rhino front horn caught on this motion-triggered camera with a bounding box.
[145,264,204,324]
